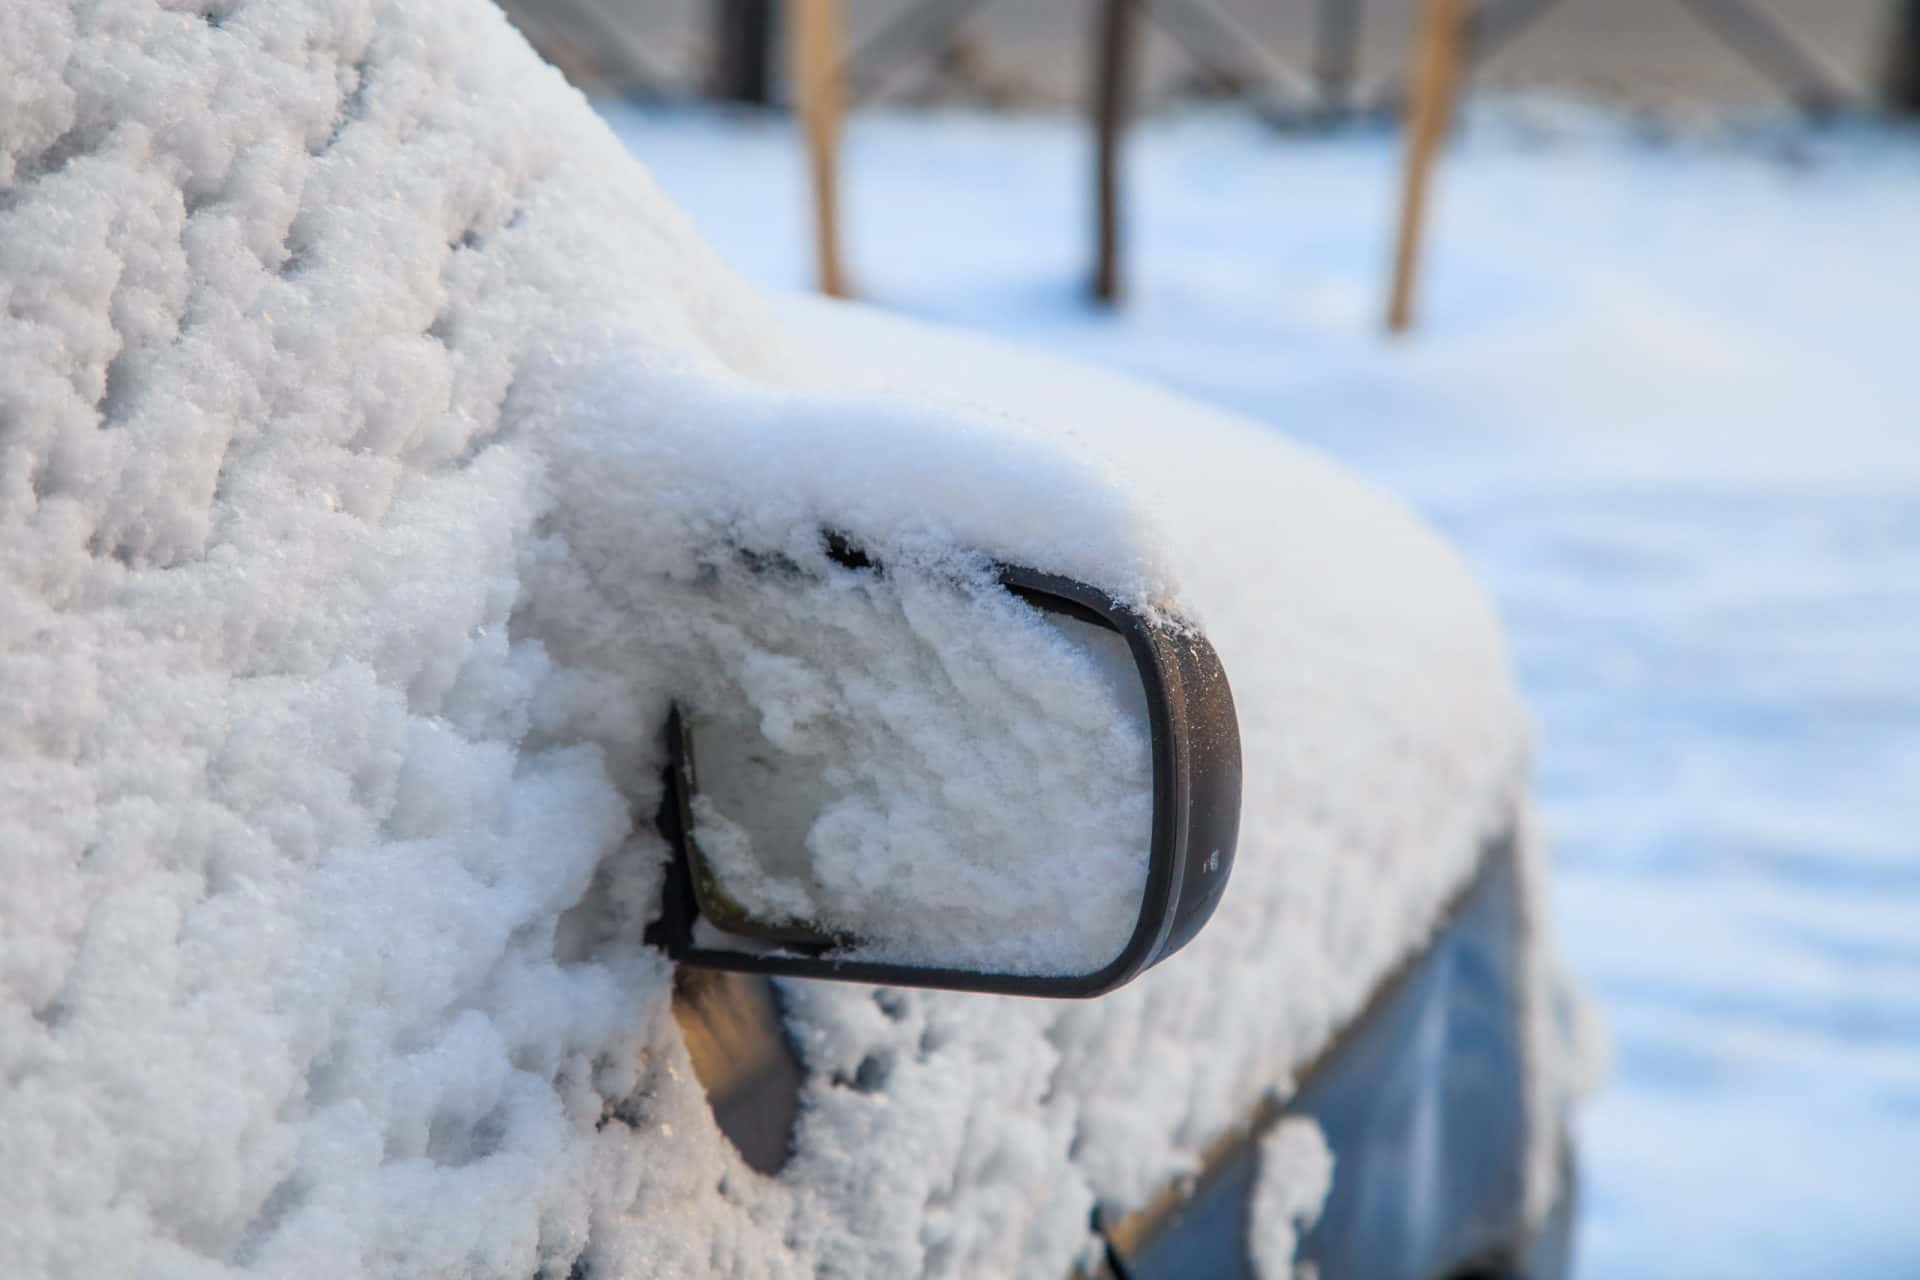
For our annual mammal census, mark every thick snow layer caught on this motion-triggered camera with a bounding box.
[2,5,1540,1278]
[608,100,1920,1277]
[626,547,1154,974]
[762,289,1546,1215]
[1247,1118,1335,1280]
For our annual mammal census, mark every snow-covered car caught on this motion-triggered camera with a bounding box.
[1,3,1582,1278]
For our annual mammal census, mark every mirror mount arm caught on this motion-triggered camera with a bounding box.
[642,703,699,958]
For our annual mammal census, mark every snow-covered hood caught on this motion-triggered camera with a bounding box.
[1,2,1529,1276]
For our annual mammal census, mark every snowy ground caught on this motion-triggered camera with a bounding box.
[606,103,1920,1278]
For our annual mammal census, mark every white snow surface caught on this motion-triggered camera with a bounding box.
[1,5,1542,1279]
[605,99,1920,1277]
[638,552,1156,975]
[1246,1117,1335,1280]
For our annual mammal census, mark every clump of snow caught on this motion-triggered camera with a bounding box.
[1247,1118,1336,1280]
[2,4,1538,1278]
[1,2,797,1274]
[674,569,1152,974]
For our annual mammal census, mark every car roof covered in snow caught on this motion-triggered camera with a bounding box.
[1,3,1532,1277]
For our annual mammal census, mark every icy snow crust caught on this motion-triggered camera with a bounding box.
[1,3,1531,1277]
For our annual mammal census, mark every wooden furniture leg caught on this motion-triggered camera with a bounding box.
[1386,0,1465,333]
[790,0,850,298]
[1092,0,1139,305]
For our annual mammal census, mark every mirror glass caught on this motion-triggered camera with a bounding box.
[666,551,1156,979]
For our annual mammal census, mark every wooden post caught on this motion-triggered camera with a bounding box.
[1092,0,1139,304]
[1385,0,1466,333]
[789,0,850,298]
[713,0,778,105]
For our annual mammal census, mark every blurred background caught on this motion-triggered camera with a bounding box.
[501,0,1906,112]
[500,3,1918,1276]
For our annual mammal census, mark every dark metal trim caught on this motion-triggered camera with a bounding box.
[650,560,1241,999]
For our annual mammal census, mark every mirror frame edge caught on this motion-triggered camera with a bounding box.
[645,564,1242,999]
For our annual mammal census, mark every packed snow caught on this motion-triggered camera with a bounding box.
[606,99,1920,1277]
[644,556,1155,974]
[1,3,1558,1277]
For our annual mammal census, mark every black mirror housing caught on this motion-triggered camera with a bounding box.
[646,563,1241,999]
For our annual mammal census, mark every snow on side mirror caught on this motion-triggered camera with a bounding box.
[645,543,1240,998]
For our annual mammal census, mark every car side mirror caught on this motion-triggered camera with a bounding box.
[644,542,1240,998]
